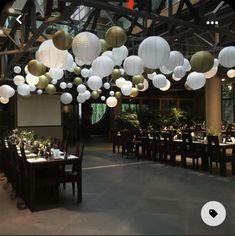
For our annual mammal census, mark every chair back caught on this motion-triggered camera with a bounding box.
[20,146,29,177]
[182,133,193,155]
[163,132,174,152]
[207,135,221,161]
[73,143,84,172]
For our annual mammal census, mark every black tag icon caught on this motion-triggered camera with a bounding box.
[209,209,218,218]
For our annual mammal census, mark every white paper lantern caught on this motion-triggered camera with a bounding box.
[81,68,90,78]
[77,95,86,103]
[87,75,103,90]
[109,91,115,96]
[51,79,58,85]
[152,74,167,88]
[104,82,111,89]
[61,53,74,70]
[72,32,101,64]
[214,58,219,67]
[147,72,157,80]
[124,80,133,87]
[67,83,73,88]
[60,92,73,104]
[13,66,21,74]
[26,73,39,86]
[101,96,106,101]
[123,56,144,76]
[159,65,172,75]
[159,79,171,91]
[17,84,31,96]
[24,65,29,74]
[106,96,117,108]
[116,77,126,88]
[77,84,87,93]
[0,97,9,104]
[49,68,64,80]
[172,74,182,81]
[92,55,114,78]
[173,66,186,78]
[227,69,235,78]
[121,84,132,96]
[183,58,191,72]
[13,75,25,86]
[84,90,91,100]
[138,36,170,69]
[29,85,36,92]
[60,82,67,89]
[139,79,149,92]
[186,72,206,90]
[218,46,235,68]
[204,67,218,79]
[37,39,69,68]
[67,62,77,72]
[112,45,128,65]
[165,51,184,71]
[37,89,43,95]
[119,68,125,75]
[0,85,15,98]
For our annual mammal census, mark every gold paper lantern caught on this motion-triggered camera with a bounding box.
[45,72,52,81]
[105,26,127,48]
[27,59,46,76]
[132,75,144,85]
[130,88,139,98]
[74,77,83,85]
[144,67,155,74]
[91,91,99,99]
[45,84,56,95]
[111,69,121,79]
[74,66,81,75]
[52,31,73,50]
[97,89,102,95]
[190,51,214,73]
[115,91,122,99]
[36,75,49,89]
[137,83,144,90]
[100,39,109,52]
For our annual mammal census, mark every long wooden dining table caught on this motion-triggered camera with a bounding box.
[17,148,81,211]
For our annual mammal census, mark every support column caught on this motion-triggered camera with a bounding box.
[206,76,221,135]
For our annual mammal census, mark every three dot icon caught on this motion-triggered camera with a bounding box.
[206,21,219,25]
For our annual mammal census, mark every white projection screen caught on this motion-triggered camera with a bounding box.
[17,94,62,127]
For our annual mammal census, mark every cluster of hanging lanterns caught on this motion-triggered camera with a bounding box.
[1,25,235,107]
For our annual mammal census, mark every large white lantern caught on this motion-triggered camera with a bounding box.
[123,56,144,76]
[173,66,186,78]
[218,46,235,68]
[186,72,206,90]
[13,75,25,86]
[60,92,73,104]
[159,79,171,91]
[49,68,64,80]
[61,53,74,70]
[17,84,31,96]
[152,74,167,89]
[164,51,184,71]
[77,84,87,93]
[36,39,69,68]
[26,73,39,86]
[87,75,103,90]
[138,36,170,69]
[121,84,132,96]
[72,32,101,64]
[92,55,114,78]
[106,96,117,108]
[0,85,15,98]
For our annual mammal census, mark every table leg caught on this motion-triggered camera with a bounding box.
[220,149,227,177]
[29,166,36,211]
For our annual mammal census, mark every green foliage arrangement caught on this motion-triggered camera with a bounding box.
[115,112,140,131]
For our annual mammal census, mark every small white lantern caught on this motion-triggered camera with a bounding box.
[159,79,171,91]
[227,69,235,78]
[13,66,22,74]
[172,74,182,81]
[183,58,191,72]
[218,46,235,68]
[37,89,43,95]
[186,72,206,90]
[26,73,39,86]
[17,84,31,96]
[51,79,58,85]
[81,68,90,78]
[147,72,157,80]
[0,85,15,98]
[109,91,115,96]
[60,82,67,89]
[121,84,132,96]
[60,92,73,104]
[87,75,103,90]
[77,84,87,93]
[123,56,144,76]
[67,83,73,88]
[13,75,25,86]
[0,97,9,104]
[116,77,126,88]
[103,82,111,89]
[173,66,186,78]
[49,68,64,80]
[106,96,118,108]
[67,62,77,72]
[152,74,167,89]
[159,65,172,75]
[101,96,106,101]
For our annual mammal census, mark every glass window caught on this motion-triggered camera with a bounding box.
[91,103,107,125]
[161,99,177,111]
[222,84,234,123]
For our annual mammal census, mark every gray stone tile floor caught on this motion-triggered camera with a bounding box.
[0,138,235,235]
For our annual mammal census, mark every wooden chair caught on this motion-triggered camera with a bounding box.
[60,143,84,202]
[121,130,135,158]
[112,131,122,153]
[151,131,163,161]
[207,135,234,176]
